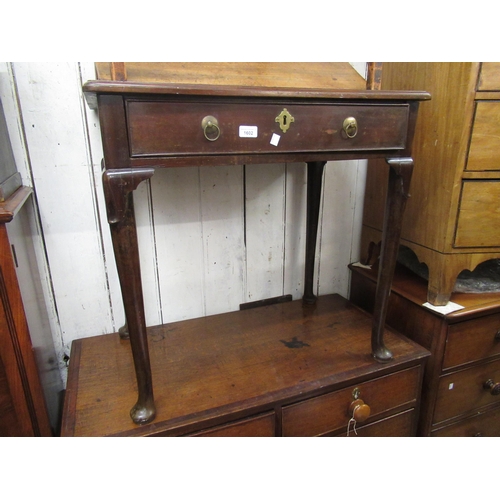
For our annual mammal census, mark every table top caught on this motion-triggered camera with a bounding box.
[84,62,430,102]
[84,79,430,101]
[94,62,369,89]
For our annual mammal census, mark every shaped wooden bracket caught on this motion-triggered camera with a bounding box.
[102,167,155,224]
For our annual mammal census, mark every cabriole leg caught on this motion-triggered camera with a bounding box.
[372,158,414,362]
[103,167,156,424]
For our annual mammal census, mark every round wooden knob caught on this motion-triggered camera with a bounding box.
[349,398,371,423]
[483,379,500,395]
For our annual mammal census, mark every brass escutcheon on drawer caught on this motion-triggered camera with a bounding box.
[275,108,294,133]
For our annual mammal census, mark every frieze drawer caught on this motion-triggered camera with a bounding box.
[477,62,500,91]
[126,100,410,158]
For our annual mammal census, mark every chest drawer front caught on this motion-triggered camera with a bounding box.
[432,405,500,437]
[443,313,500,369]
[434,358,500,423]
[281,367,420,437]
[454,180,500,247]
[126,100,409,158]
[188,411,275,437]
[333,408,415,437]
[477,63,500,91]
[466,102,500,171]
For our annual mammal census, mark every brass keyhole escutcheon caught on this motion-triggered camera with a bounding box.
[275,108,295,133]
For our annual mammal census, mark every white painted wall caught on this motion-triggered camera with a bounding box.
[0,62,368,392]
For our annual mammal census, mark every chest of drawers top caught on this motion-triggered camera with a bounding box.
[61,294,429,437]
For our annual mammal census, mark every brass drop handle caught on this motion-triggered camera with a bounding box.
[202,115,221,141]
[483,379,500,395]
[349,398,371,423]
[342,116,358,139]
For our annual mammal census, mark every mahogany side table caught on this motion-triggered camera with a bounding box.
[82,64,430,425]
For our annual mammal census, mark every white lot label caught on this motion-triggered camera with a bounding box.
[239,125,258,138]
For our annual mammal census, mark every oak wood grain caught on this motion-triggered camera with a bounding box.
[362,63,478,254]
[360,62,500,305]
[477,62,500,91]
[466,101,500,171]
[455,180,500,247]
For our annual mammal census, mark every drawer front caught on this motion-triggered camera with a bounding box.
[443,313,500,369]
[333,409,415,437]
[477,63,500,91]
[432,405,500,437]
[126,100,409,157]
[434,358,500,424]
[466,102,500,171]
[454,180,500,247]
[189,412,275,437]
[282,366,420,437]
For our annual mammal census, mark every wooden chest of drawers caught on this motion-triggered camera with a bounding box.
[361,62,500,306]
[349,262,500,436]
[61,294,429,437]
